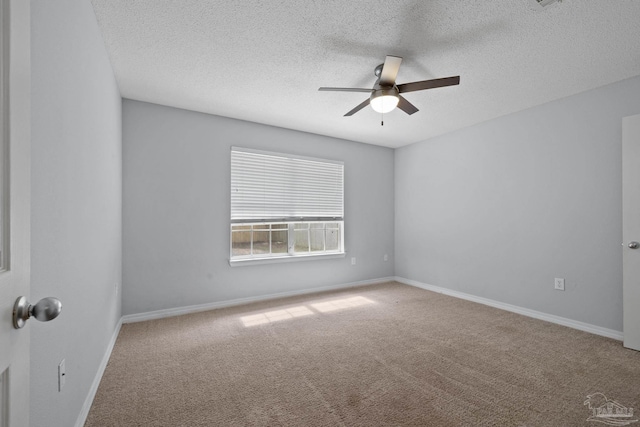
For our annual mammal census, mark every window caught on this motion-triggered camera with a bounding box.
[230,147,344,263]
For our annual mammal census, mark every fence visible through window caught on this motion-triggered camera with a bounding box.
[231,221,342,259]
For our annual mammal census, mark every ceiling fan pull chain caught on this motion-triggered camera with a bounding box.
[381,111,384,126]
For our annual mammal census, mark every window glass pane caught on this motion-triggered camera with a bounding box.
[253,230,270,255]
[231,230,251,257]
[294,229,309,252]
[271,229,288,254]
[272,223,287,230]
[310,227,325,252]
[325,227,339,251]
[294,222,308,230]
[310,223,324,229]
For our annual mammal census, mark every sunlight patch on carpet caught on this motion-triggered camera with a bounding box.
[240,296,376,327]
[241,306,313,327]
[310,296,375,313]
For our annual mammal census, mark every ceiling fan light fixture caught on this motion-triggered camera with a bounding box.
[370,89,399,113]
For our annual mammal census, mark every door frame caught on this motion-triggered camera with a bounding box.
[0,0,31,425]
[623,113,640,351]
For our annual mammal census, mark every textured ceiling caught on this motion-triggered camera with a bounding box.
[90,0,640,148]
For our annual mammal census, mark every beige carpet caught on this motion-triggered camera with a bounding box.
[85,282,640,426]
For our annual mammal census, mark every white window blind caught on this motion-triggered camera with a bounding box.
[231,147,344,222]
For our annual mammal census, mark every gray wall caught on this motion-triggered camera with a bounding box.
[30,0,122,426]
[395,75,640,332]
[122,100,394,315]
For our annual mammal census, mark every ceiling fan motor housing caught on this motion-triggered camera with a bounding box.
[371,84,399,100]
[370,83,400,113]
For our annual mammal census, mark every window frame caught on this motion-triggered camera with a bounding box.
[229,147,345,265]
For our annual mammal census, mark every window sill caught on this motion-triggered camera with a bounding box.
[229,252,345,267]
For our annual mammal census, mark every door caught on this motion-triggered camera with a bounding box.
[0,0,30,425]
[623,113,640,351]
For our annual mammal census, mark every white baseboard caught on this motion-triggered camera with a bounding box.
[394,276,623,341]
[75,317,123,427]
[122,277,396,324]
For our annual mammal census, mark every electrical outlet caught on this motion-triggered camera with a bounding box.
[351,257,356,265]
[383,254,388,262]
[554,278,565,291]
[58,359,66,391]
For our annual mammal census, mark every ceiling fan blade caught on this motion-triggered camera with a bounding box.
[396,95,419,115]
[379,55,403,86]
[319,87,372,93]
[397,76,460,93]
[344,98,371,116]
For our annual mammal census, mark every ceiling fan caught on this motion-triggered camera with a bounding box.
[319,55,460,117]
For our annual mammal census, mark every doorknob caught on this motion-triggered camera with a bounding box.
[13,296,62,329]
[629,241,640,249]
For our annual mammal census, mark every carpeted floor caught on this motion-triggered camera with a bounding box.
[85,282,640,426]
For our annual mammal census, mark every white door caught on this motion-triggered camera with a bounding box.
[0,0,31,425]
[623,113,640,351]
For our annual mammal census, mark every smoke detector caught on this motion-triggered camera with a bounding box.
[528,0,562,10]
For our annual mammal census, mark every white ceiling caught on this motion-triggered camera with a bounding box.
[90,0,640,148]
